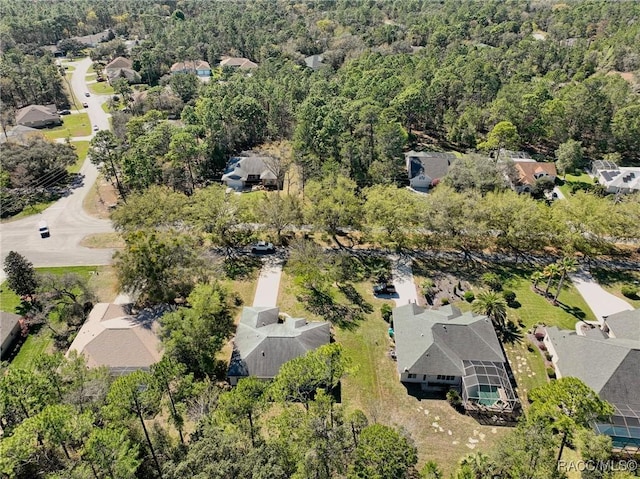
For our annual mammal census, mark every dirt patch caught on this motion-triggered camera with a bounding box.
[83,176,118,219]
[79,232,125,249]
[606,70,637,86]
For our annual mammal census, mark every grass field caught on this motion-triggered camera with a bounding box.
[42,113,91,140]
[276,266,507,476]
[68,140,90,173]
[88,81,115,95]
[557,172,595,197]
[10,332,54,369]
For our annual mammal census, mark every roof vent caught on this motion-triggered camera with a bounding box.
[261,351,265,356]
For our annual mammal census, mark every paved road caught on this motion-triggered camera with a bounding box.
[389,254,419,306]
[0,57,115,282]
[252,256,285,307]
[569,269,633,323]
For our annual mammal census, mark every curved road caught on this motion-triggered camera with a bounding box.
[0,57,115,281]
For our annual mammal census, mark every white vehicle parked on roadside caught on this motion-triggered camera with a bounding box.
[251,241,275,254]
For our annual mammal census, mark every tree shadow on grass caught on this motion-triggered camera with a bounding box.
[338,283,373,314]
[298,287,364,331]
[223,255,263,280]
[556,302,587,320]
[590,268,640,286]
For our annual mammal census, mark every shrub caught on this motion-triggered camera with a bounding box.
[502,290,516,303]
[621,285,638,299]
[381,303,393,323]
[421,278,436,298]
[481,272,503,292]
[440,297,450,305]
[446,389,462,406]
[544,352,552,361]
[526,344,535,353]
[463,290,475,303]
[546,367,556,379]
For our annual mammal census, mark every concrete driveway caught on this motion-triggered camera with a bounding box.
[389,254,419,306]
[252,256,285,307]
[570,269,633,323]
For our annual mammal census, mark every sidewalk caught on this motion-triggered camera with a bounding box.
[569,269,633,323]
[252,256,285,307]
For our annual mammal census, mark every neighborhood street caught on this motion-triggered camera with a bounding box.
[0,57,115,282]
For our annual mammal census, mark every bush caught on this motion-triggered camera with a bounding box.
[544,352,552,361]
[381,303,393,323]
[526,343,535,352]
[546,367,556,379]
[440,297,450,305]
[481,272,503,292]
[446,389,462,406]
[421,278,436,298]
[621,285,638,299]
[502,290,516,303]
[463,290,475,303]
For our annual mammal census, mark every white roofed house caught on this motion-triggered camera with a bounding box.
[592,160,640,195]
[227,307,330,386]
[221,153,278,191]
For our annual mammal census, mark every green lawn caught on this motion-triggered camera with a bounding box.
[10,332,54,369]
[88,81,115,95]
[101,101,111,113]
[503,341,548,405]
[85,72,97,81]
[42,113,91,140]
[557,172,595,197]
[0,282,21,313]
[69,141,90,173]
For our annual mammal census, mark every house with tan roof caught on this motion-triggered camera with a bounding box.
[170,60,211,77]
[227,307,330,385]
[66,303,167,375]
[219,56,258,69]
[104,56,141,84]
[15,104,61,128]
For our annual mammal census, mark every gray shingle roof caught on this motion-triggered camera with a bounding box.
[228,307,330,380]
[545,325,640,417]
[605,309,640,342]
[221,155,276,182]
[405,151,456,181]
[1,311,21,349]
[393,304,504,376]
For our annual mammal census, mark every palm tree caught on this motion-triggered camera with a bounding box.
[531,271,544,291]
[472,290,508,330]
[554,257,578,302]
[543,263,560,296]
[458,452,496,479]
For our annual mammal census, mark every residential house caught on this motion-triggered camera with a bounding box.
[0,125,39,144]
[405,151,456,189]
[304,54,325,70]
[1,312,22,360]
[170,60,212,77]
[66,303,167,375]
[221,153,278,191]
[544,308,640,452]
[592,160,640,195]
[104,56,141,84]
[498,150,558,193]
[69,29,112,47]
[219,56,258,69]
[227,307,330,386]
[393,304,519,418]
[15,104,61,128]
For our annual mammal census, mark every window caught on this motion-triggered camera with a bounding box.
[423,375,427,380]
[408,374,416,379]
[437,375,455,381]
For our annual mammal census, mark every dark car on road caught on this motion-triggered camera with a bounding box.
[373,282,396,295]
